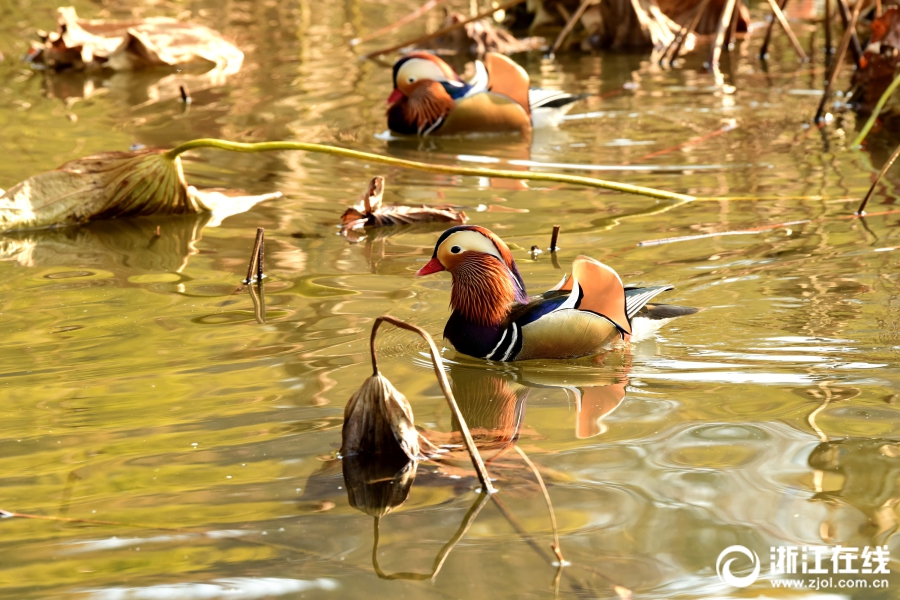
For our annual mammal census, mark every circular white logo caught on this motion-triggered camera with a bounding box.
[716,545,761,588]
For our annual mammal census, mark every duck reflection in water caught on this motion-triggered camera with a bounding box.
[331,353,628,582]
[809,438,900,546]
[333,353,630,517]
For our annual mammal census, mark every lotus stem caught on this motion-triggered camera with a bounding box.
[852,71,900,147]
[708,0,736,70]
[243,228,264,284]
[369,315,496,494]
[549,0,594,56]
[549,224,560,251]
[166,139,694,202]
[514,446,565,565]
[763,0,808,61]
[857,140,900,215]
[360,0,526,58]
[835,0,864,64]
[350,0,447,47]
[665,0,711,65]
[815,0,863,123]
[371,491,490,580]
[257,229,265,282]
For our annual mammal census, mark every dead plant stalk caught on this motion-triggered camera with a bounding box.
[369,316,496,494]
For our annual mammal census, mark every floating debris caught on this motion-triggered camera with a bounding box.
[340,176,467,240]
[27,6,243,74]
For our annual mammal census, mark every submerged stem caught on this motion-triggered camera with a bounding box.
[166,139,694,202]
[514,446,564,564]
[369,315,496,494]
[857,140,900,215]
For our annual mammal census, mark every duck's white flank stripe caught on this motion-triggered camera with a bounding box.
[485,328,508,360]
[500,324,519,361]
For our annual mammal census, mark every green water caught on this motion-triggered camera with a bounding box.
[1,1,900,598]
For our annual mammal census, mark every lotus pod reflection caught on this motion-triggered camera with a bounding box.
[342,454,417,517]
[0,149,279,233]
[341,373,420,461]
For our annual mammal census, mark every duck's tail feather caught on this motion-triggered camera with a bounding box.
[529,90,588,110]
[637,303,700,320]
[624,285,673,320]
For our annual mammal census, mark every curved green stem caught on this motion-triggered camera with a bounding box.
[166,139,694,202]
[852,71,900,147]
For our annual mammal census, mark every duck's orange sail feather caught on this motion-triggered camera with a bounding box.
[483,52,531,116]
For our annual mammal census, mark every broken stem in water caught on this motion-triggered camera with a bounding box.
[514,446,565,565]
[549,225,561,251]
[369,315,496,494]
[166,139,694,202]
[857,141,900,215]
[244,228,264,284]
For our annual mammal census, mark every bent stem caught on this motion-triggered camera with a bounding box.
[852,71,900,147]
[514,446,564,564]
[371,491,490,580]
[167,139,694,202]
[369,315,496,494]
[857,140,900,215]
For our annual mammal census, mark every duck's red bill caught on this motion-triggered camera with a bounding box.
[387,89,404,105]
[416,258,445,276]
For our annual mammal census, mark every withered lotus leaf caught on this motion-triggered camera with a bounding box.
[0,149,280,232]
[29,7,243,74]
[341,373,419,462]
[340,176,466,238]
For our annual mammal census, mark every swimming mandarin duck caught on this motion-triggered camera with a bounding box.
[416,225,698,361]
[387,52,583,136]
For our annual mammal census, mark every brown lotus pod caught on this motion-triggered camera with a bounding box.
[340,373,420,462]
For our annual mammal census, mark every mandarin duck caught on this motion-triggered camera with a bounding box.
[387,52,583,136]
[416,225,698,361]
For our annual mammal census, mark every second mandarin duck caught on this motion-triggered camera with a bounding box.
[387,52,583,136]
[416,225,698,361]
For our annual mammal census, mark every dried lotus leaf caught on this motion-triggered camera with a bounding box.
[0,149,279,232]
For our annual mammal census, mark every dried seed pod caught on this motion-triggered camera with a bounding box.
[341,373,419,462]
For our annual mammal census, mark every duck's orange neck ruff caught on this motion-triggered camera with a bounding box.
[450,254,517,327]
[404,81,454,132]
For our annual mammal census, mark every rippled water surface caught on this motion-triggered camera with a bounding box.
[1,1,900,598]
